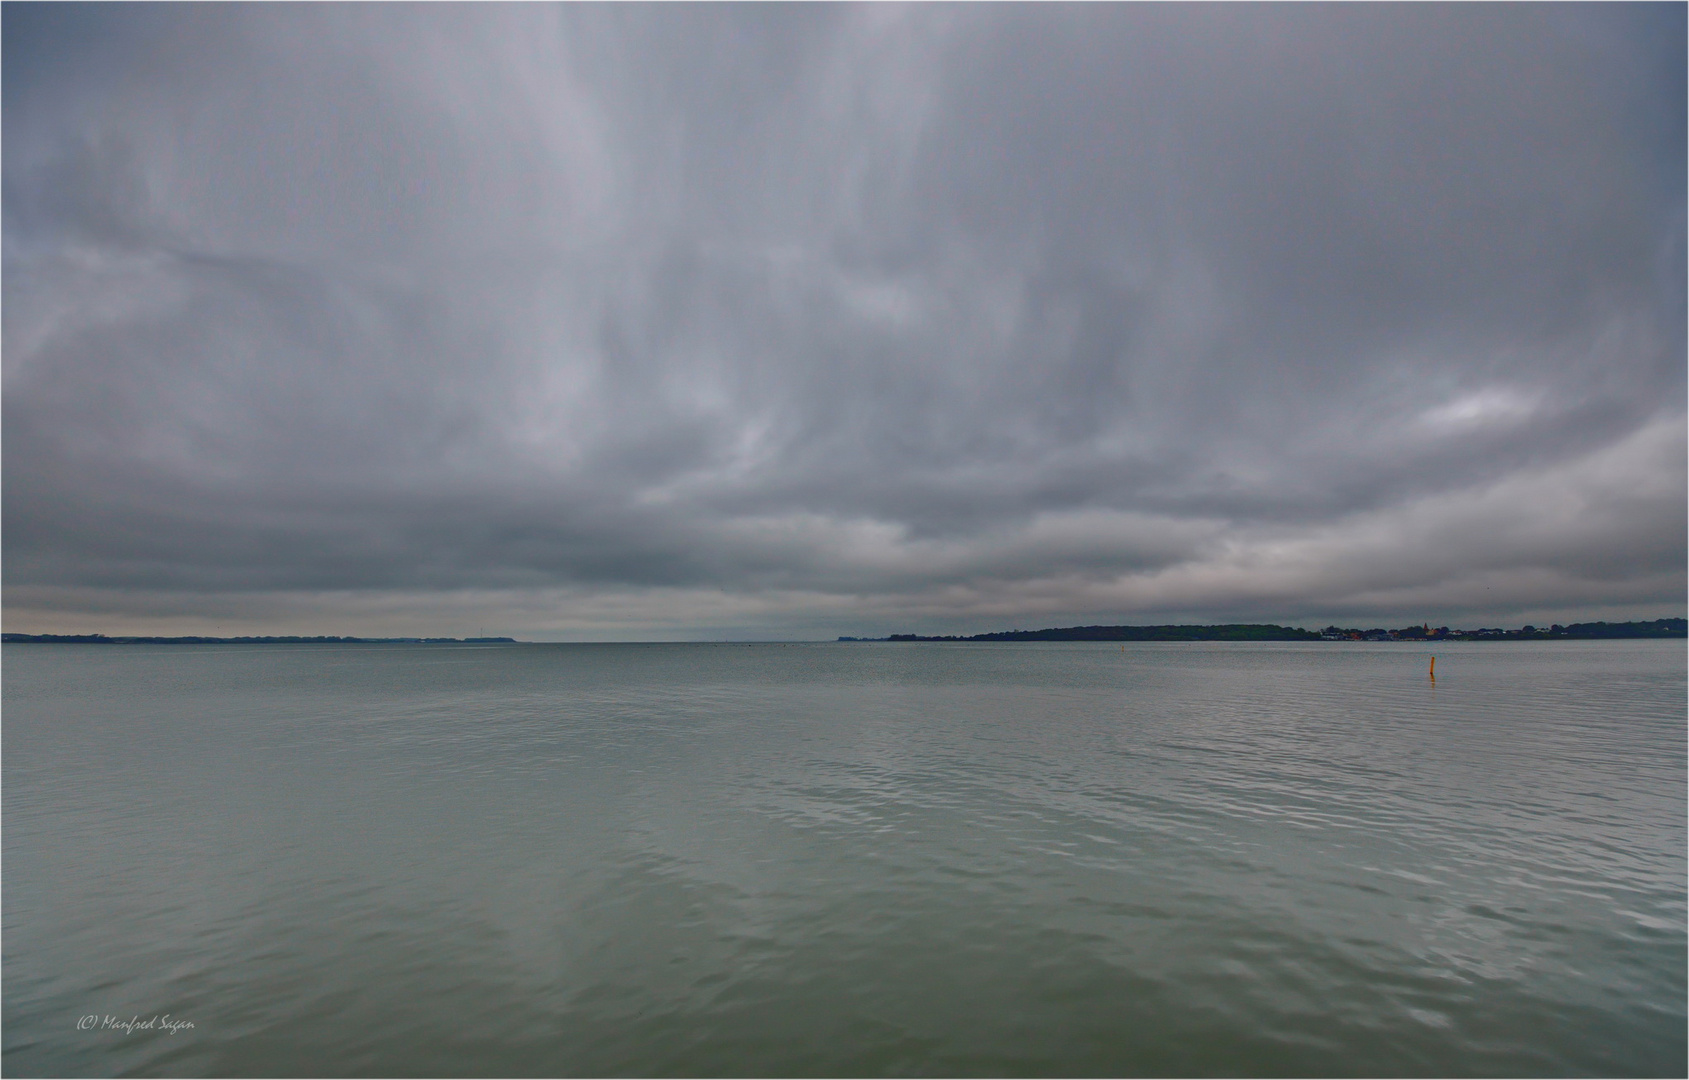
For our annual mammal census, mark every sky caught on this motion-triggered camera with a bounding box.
[3,2,1684,641]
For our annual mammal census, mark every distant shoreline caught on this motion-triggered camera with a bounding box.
[844,619,1687,643]
[5,619,1684,645]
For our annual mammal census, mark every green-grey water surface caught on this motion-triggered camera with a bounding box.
[3,640,1684,1076]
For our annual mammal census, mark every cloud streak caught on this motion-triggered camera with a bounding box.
[4,3,1683,638]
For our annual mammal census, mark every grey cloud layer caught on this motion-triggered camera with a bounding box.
[4,3,1683,636]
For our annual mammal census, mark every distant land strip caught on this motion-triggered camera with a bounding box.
[843,619,1687,643]
[0,634,517,645]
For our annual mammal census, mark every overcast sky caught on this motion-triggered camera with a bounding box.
[4,3,1684,640]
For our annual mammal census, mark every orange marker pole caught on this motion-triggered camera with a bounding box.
[1429,656,1436,677]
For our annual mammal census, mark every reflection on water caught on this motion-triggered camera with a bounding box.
[4,640,1685,1076]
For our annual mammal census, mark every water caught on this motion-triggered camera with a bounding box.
[4,640,1684,1077]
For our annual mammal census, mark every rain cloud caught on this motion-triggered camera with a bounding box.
[4,3,1684,639]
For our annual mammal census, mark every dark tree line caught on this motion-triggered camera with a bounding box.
[860,618,1686,643]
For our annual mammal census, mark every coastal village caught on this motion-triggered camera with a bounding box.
[1317,619,1687,642]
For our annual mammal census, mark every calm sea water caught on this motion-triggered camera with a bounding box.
[3,640,1684,1077]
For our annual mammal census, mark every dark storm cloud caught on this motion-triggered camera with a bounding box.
[4,3,1683,638]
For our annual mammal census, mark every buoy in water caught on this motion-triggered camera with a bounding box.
[1429,656,1436,677]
